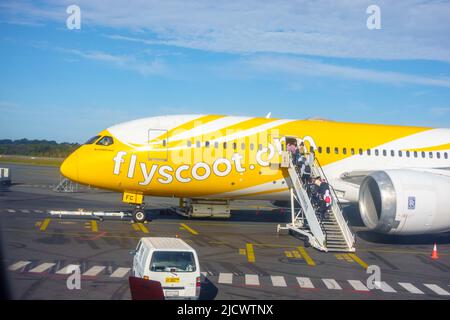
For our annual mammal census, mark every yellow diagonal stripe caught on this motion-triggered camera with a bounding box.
[298,246,315,266]
[246,243,255,262]
[285,251,293,258]
[132,223,140,231]
[239,248,246,255]
[293,251,301,259]
[180,223,198,235]
[138,223,149,234]
[40,218,50,231]
[91,220,98,232]
[348,253,368,270]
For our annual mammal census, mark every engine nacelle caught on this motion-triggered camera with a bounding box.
[359,170,450,235]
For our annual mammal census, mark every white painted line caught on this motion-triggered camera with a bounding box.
[424,284,450,296]
[348,280,370,291]
[398,282,424,294]
[34,210,43,214]
[56,264,80,275]
[297,277,315,289]
[218,273,233,284]
[8,261,31,271]
[7,209,16,213]
[29,263,55,273]
[379,281,397,293]
[271,276,287,287]
[83,266,106,277]
[245,274,260,286]
[322,279,342,290]
[20,209,30,213]
[110,267,130,278]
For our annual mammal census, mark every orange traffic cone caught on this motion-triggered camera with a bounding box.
[431,243,439,260]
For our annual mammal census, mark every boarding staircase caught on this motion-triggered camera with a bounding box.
[277,152,355,252]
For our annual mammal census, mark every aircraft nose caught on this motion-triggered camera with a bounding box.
[60,152,79,182]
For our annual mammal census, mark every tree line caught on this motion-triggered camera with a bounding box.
[0,139,80,158]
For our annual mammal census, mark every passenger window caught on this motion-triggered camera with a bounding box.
[250,143,254,151]
[375,149,379,156]
[326,147,330,154]
[318,147,323,154]
[205,141,210,148]
[422,151,426,158]
[214,142,219,149]
[351,148,355,155]
[187,140,192,147]
[233,142,237,150]
[96,136,114,146]
[241,143,245,150]
[162,139,167,147]
[445,152,448,159]
[84,135,101,145]
[334,147,339,154]
[367,149,371,156]
[391,150,395,157]
[258,144,263,151]
[414,151,418,158]
[223,142,227,149]
[429,152,433,159]
[406,151,410,158]
[382,150,387,156]
[343,148,347,155]
[196,141,201,148]
[398,150,402,157]
[437,152,441,159]
[358,148,363,155]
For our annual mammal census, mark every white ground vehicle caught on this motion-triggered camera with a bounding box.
[131,237,201,300]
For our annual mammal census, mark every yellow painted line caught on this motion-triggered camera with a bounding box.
[180,223,198,235]
[246,243,255,263]
[132,223,140,231]
[292,251,301,259]
[335,254,344,260]
[239,249,246,255]
[297,246,315,266]
[348,253,369,270]
[35,221,41,227]
[138,223,149,234]
[40,218,50,231]
[91,220,98,232]
[285,251,293,258]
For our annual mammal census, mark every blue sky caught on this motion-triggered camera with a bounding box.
[1,0,450,143]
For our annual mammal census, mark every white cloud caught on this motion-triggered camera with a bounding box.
[242,56,450,88]
[2,0,450,62]
[56,48,166,76]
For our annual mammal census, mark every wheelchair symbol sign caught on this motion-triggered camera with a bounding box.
[408,196,416,210]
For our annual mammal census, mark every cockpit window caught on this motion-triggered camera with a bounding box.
[96,136,114,146]
[84,135,101,145]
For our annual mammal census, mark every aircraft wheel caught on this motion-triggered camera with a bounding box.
[133,210,146,223]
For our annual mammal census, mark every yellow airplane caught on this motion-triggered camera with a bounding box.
[61,114,450,236]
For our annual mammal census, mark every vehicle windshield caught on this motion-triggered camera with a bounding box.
[150,251,196,272]
[84,135,101,145]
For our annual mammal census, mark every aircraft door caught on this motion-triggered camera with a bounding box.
[148,129,168,161]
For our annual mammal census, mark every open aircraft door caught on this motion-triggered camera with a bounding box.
[148,129,168,161]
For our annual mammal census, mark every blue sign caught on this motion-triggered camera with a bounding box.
[408,196,416,210]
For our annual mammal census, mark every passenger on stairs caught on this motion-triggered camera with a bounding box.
[314,177,332,221]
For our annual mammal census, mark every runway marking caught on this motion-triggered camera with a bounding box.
[218,273,233,284]
[379,281,397,293]
[297,277,315,289]
[298,247,315,266]
[348,253,368,270]
[271,276,287,287]
[348,280,370,292]
[56,264,80,275]
[137,223,149,233]
[29,263,55,273]
[83,266,106,277]
[245,274,260,286]
[8,261,31,271]
[91,221,98,232]
[7,209,16,213]
[21,209,30,213]
[423,284,450,296]
[180,223,198,235]
[322,279,342,290]
[398,282,424,294]
[40,218,51,231]
[110,267,131,278]
[246,243,255,263]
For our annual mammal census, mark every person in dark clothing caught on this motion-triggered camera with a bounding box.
[314,177,332,221]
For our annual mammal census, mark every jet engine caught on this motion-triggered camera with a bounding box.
[358,169,450,235]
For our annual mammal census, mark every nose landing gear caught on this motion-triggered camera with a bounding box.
[132,205,150,223]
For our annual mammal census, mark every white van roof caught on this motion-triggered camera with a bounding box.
[140,237,194,251]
